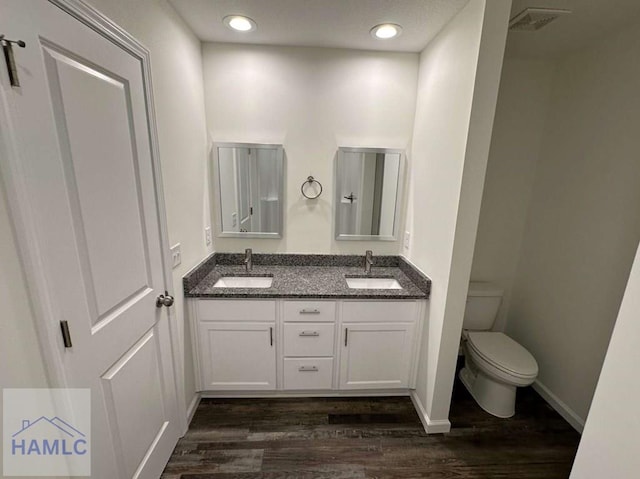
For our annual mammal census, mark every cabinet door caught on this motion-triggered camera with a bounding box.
[199,322,276,390]
[339,322,415,389]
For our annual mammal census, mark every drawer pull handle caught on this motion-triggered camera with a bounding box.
[345,328,348,347]
[299,331,320,337]
[298,366,319,372]
[270,327,273,346]
[299,309,320,314]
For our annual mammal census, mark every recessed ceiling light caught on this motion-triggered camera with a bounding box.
[223,15,257,32]
[370,23,402,40]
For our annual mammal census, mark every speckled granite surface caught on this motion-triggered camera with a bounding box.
[184,254,431,299]
[214,253,399,268]
[183,252,216,292]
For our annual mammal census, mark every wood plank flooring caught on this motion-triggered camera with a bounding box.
[162,378,580,478]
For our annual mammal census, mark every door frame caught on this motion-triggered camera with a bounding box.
[0,0,187,433]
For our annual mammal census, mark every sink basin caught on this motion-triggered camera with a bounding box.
[345,277,402,290]
[213,276,273,288]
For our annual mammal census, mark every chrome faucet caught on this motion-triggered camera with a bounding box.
[244,248,253,272]
[364,250,373,274]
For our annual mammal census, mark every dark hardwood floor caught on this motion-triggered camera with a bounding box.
[162,378,580,478]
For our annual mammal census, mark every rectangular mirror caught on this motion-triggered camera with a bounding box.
[335,147,404,241]
[213,142,284,238]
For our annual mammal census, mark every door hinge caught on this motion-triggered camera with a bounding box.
[60,320,72,348]
[0,35,26,88]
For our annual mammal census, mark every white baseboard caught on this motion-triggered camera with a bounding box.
[532,380,584,433]
[410,391,451,434]
[186,393,201,427]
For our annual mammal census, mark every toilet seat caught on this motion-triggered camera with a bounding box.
[467,332,538,379]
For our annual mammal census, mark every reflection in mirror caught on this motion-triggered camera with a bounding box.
[214,143,284,238]
[335,148,403,241]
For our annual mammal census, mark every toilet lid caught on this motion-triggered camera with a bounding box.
[467,332,538,378]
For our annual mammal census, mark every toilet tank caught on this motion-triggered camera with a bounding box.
[463,282,504,331]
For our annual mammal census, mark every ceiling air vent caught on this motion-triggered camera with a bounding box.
[509,8,571,31]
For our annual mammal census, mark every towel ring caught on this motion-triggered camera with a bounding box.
[301,176,323,199]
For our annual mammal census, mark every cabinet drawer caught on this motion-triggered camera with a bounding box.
[283,358,333,390]
[342,301,416,323]
[197,300,276,322]
[283,323,335,357]
[283,301,336,323]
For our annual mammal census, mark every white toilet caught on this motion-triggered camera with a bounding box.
[459,282,538,418]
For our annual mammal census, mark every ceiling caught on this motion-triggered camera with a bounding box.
[168,0,469,53]
[169,0,640,58]
[506,0,640,58]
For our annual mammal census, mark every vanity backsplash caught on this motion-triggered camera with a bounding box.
[183,253,431,299]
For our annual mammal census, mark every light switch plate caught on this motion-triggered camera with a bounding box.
[205,227,212,246]
[170,243,181,268]
[404,231,411,250]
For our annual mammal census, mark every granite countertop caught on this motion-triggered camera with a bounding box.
[184,254,431,300]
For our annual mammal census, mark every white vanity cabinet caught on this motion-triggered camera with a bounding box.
[282,301,337,390]
[189,298,424,394]
[339,302,417,389]
[195,300,276,390]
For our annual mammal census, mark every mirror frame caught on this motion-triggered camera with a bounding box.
[334,147,405,242]
[212,142,285,239]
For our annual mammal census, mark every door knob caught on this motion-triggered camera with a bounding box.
[156,291,174,308]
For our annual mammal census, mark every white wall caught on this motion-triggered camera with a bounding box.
[202,43,419,254]
[569,242,640,477]
[407,0,510,427]
[505,19,640,428]
[0,180,48,389]
[470,58,555,331]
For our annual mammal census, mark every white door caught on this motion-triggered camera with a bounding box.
[339,151,364,234]
[198,322,276,390]
[339,322,415,389]
[1,2,181,478]
[236,148,253,232]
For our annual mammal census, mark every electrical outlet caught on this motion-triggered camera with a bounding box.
[170,243,181,268]
[404,231,411,250]
[205,226,212,246]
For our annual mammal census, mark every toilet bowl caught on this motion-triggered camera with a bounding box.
[460,283,539,418]
[460,331,538,417]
